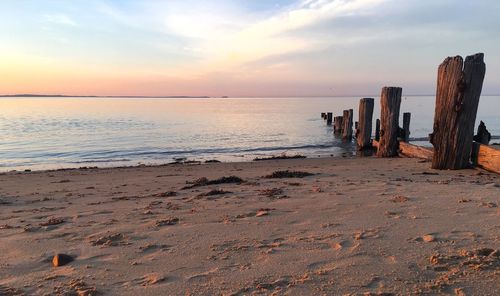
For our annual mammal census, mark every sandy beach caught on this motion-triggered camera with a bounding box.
[0,156,498,295]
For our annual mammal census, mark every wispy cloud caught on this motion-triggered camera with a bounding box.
[159,0,389,77]
[44,14,78,27]
[2,0,500,96]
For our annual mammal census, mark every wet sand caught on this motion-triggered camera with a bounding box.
[0,157,499,295]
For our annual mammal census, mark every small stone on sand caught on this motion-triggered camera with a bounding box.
[255,210,269,217]
[52,254,74,267]
[423,234,436,242]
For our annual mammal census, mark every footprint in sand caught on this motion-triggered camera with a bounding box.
[354,228,381,240]
[0,285,23,296]
[139,244,171,254]
[87,232,129,247]
[390,195,410,203]
[154,217,179,227]
[187,268,220,282]
[442,230,480,243]
[124,273,168,287]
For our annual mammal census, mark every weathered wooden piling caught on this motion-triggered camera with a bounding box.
[430,53,486,169]
[321,112,326,119]
[473,121,491,145]
[357,98,374,149]
[326,112,333,125]
[377,87,402,157]
[375,119,380,141]
[334,116,343,134]
[402,112,411,142]
[342,109,353,141]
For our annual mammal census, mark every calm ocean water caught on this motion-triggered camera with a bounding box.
[0,96,498,171]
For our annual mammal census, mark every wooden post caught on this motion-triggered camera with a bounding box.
[326,112,333,125]
[473,121,491,145]
[375,119,380,141]
[430,53,486,169]
[402,112,411,142]
[342,109,353,141]
[377,87,402,157]
[357,98,374,149]
[334,116,343,135]
[321,112,326,119]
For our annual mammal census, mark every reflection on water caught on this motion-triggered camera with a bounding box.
[0,96,498,171]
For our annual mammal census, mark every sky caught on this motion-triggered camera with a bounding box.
[0,0,499,97]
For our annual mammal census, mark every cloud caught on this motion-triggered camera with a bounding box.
[44,14,77,27]
[159,0,389,77]
[4,0,500,96]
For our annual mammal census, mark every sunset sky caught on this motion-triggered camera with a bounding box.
[1,0,499,97]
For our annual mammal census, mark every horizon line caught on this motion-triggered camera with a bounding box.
[2,93,500,98]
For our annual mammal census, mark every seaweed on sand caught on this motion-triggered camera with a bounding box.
[182,176,244,190]
[253,154,306,161]
[264,170,314,179]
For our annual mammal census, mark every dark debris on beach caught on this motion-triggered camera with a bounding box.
[264,170,315,179]
[182,176,245,190]
[253,154,306,161]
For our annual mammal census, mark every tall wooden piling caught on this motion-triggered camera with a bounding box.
[430,53,486,169]
[342,109,353,141]
[334,116,343,135]
[377,87,402,157]
[375,119,380,141]
[326,112,333,125]
[402,112,411,142]
[357,98,374,149]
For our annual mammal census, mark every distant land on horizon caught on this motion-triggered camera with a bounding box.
[1,93,499,98]
[0,94,212,99]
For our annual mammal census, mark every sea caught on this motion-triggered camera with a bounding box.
[0,96,498,171]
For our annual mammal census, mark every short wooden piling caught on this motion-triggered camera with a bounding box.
[473,121,491,145]
[375,119,380,141]
[377,87,402,157]
[402,112,411,142]
[321,112,326,119]
[334,116,343,135]
[342,109,353,141]
[357,98,374,150]
[430,53,486,169]
[326,112,333,125]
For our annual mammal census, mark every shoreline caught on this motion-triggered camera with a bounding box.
[0,154,355,175]
[2,145,499,175]
[1,156,499,295]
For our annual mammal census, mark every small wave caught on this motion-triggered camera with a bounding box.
[28,143,346,165]
[70,159,131,164]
